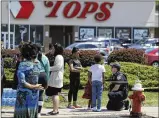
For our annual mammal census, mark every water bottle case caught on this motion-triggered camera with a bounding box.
[2,88,17,107]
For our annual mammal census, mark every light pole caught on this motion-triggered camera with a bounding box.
[8,0,11,49]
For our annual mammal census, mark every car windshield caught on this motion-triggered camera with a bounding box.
[100,40,121,47]
[110,40,121,46]
[134,39,147,44]
[85,42,106,48]
[90,41,108,48]
[145,48,155,53]
[65,43,78,49]
[135,39,157,45]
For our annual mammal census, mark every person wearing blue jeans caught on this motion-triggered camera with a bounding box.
[88,55,105,112]
[92,81,103,111]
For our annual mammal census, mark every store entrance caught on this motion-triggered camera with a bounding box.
[49,26,74,47]
[1,32,15,49]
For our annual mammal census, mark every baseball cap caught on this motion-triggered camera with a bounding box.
[110,63,121,70]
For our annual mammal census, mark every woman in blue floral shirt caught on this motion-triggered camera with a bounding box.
[14,43,43,118]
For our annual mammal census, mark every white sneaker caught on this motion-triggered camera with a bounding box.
[96,109,101,112]
[92,107,97,112]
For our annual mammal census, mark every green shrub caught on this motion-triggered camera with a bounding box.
[46,50,99,67]
[107,49,145,64]
[4,68,15,81]
[4,62,158,90]
[63,62,158,90]
[1,49,20,57]
[4,58,15,68]
[119,62,159,88]
[64,50,99,67]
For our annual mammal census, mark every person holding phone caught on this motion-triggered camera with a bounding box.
[67,47,82,109]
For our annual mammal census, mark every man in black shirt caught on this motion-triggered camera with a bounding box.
[106,63,129,111]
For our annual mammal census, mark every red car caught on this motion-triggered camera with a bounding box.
[144,48,159,67]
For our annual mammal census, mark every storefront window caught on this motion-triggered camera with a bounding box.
[30,25,43,45]
[1,24,14,32]
[79,27,96,40]
[115,28,131,39]
[15,25,29,46]
[133,28,149,42]
[97,27,114,38]
[1,24,14,49]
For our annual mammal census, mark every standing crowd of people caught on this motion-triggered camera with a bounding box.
[1,42,129,118]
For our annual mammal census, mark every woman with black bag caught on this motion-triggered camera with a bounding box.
[35,44,50,117]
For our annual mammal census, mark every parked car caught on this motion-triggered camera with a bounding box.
[119,38,132,48]
[66,37,124,54]
[65,41,110,63]
[65,41,108,56]
[144,48,159,67]
[128,38,159,49]
[91,37,121,45]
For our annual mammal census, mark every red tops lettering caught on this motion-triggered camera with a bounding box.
[44,1,114,21]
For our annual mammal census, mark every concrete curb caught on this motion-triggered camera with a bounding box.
[1,107,158,118]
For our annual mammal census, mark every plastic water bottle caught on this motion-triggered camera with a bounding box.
[3,88,8,98]
[7,89,11,98]
[2,98,5,106]
[9,98,13,106]
[5,98,7,106]
[2,89,6,98]
[13,90,17,98]
[1,98,4,106]
[5,98,8,106]
[9,89,13,98]
[8,98,12,106]
[5,88,9,98]
[12,98,16,106]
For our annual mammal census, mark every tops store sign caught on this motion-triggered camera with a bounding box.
[5,1,155,27]
[44,1,114,21]
[10,1,114,22]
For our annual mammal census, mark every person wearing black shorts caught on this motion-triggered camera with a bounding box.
[46,43,64,115]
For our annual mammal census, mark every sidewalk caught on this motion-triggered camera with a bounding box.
[1,107,158,118]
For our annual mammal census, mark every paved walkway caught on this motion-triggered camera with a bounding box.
[1,107,158,118]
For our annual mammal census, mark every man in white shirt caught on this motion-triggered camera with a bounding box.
[88,55,105,112]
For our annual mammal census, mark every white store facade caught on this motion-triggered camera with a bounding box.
[1,0,158,51]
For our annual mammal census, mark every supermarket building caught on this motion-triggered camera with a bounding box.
[1,0,158,51]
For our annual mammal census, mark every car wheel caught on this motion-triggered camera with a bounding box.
[152,61,159,67]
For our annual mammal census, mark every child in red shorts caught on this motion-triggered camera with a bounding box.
[82,79,92,109]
